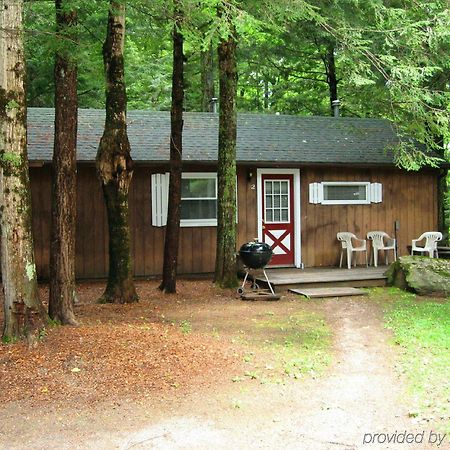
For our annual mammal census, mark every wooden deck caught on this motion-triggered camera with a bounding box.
[255,266,388,292]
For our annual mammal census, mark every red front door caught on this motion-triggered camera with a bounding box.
[261,174,295,266]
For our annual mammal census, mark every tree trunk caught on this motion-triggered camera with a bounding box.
[264,79,269,110]
[325,43,338,115]
[201,43,215,112]
[159,1,184,294]
[0,0,48,343]
[215,29,238,288]
[434,133,448,238]
[437,172,448,237]
[96,0,138,304]
[49,0,78,325]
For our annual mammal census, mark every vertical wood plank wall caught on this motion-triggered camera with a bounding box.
[28,165,438,279]
[300,167,438,267]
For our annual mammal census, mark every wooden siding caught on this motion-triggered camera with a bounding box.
[27,165,438,279]
[300,167,438,267]
[30,165,220,279]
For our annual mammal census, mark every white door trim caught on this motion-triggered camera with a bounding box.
[257,168,301,268]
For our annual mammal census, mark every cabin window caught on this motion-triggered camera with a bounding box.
[180,173,217,226]
[309,182,382,205]
[151,172,230,227]
[264,179,290,222]
[323,182,370,204]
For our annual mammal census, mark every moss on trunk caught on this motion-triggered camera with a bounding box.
[215,25,238,289]
[0,0,48,343]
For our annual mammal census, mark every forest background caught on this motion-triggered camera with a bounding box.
[25,0,449,164]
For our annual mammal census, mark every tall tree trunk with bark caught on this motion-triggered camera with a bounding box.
[96,0,138,304]
[324,43,338,115]
[215,26,238,288]
[159,1,184,294]
[201,43,215,112]
[438,172,448,236]
[434,133,449,236]
[49,0,78,325]
[0,0,48,342]
[263,79,269,110]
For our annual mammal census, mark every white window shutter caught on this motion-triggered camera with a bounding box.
[151,173,169,226]
[309,182,322,204]
[318,183,324,203]
[370,182,382,203]
[309,183,314,203]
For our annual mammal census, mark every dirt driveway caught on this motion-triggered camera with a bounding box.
[0,282,447,449]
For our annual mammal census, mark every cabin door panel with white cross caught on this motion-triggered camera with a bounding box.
[261,174,295,266]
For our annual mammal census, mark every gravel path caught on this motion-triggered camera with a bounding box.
[1,297,447,450]
[114,298,441,450]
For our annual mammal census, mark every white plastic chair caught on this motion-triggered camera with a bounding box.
[411,232,442,258]
[367,231,397,267]
[337,232,368,269]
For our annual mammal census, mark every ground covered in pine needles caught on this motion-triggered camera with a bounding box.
[0,281,243,406]
[1,282,447,449]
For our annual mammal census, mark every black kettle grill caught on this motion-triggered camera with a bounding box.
[238,239,276,296]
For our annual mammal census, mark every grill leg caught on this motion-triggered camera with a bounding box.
[262,269,275,295]
[241,271,250,289]
[238,270,250,295]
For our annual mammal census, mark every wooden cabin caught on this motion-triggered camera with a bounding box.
[27,108,441,280]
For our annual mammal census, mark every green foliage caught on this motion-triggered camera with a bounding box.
[126,5,172,109]
[1,335,18,345]
[179,319,192,334]
[23,0,449,170]
[384,295,450,432]
[38,327,47,340]
[25,0,107,107]
[390,141,443,171]
[318,0,450,167]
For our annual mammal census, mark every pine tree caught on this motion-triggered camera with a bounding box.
[0,0,48,342]
[159,0,184,293]
[49,0,78,325]
[96,0,138,304]
[214,2,238,288]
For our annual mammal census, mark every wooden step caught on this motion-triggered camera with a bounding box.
[289,287,368,299]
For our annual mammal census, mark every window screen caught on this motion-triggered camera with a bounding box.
[181,177,217,221]
[264,179,290,222]
[323,184,367,202]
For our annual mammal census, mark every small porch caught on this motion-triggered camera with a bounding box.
[255,266,388,293]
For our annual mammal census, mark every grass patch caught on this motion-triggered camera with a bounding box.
[236,311,332,381]
[383,288,450,432]
[179,320,192,335]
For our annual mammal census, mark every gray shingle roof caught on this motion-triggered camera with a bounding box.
[27,108,400,165]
